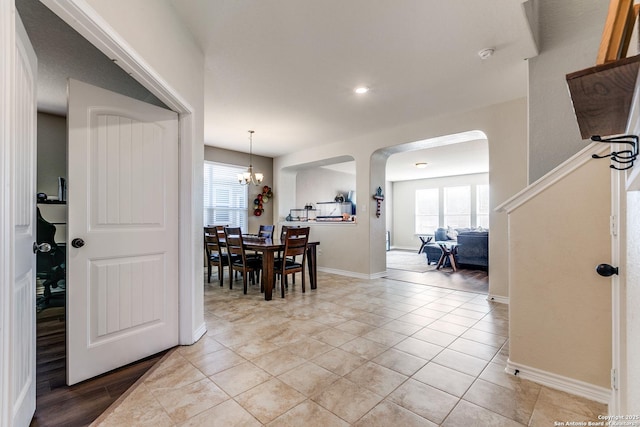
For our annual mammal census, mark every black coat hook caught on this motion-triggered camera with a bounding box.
[591,134,638,170]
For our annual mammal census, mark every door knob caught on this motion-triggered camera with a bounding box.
[71,238,85,248]
[33,242,51,253]
[596,263,618,277]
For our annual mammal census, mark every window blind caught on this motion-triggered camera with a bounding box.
[203,161,248,230]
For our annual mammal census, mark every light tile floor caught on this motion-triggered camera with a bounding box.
[93,272,607,426]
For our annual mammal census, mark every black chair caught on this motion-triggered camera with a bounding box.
[258,224,275,239]
[36,208,66,310]
[274,226,310,298]
[224,227,261,294]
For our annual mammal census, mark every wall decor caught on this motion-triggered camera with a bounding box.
[254,185,273,216]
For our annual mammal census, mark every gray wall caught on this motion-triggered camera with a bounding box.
[17,0,167,116]
[528,0,608,182]
[204,145,274,234]
[37,112,66,197]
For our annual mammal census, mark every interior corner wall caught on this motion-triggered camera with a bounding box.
[528,0,609,182]
[204,145,274,234]
[488,98,528,299]
[36,112,66,197]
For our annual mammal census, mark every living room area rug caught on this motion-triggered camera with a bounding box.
[385,249,488,294]
[386,249,434,272]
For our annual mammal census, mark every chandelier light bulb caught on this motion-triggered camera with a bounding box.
[238,130,264,186]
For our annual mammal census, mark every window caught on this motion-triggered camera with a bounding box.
[203,161,248,230]
[415,188,439,234]
[444,186,471,228]
[476,184,490,229]
[413,182,488,233]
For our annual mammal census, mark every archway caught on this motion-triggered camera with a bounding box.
[371,130,489,280]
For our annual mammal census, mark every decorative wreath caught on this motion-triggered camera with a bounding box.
[253,185,273,216]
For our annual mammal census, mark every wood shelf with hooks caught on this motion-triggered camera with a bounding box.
[566,54,640,139]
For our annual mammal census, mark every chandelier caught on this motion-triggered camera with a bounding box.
[238,130,264,186]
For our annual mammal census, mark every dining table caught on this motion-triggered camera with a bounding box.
[228,236,320,301]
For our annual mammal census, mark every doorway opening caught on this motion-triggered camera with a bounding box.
[379,131,489,294]
[17,0,173,424]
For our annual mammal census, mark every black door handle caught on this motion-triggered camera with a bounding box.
[71,238,85,248]
[596,264,618,277]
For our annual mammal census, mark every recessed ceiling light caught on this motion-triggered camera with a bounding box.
[415,162,427,168]
[354,86,369,94]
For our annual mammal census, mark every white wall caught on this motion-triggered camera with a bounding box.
[626,190,640,412]
[295,167,356,209]
[507,156,611,392]
[528,0,608,182]
[392,173,489,250]
[274,97,528,297]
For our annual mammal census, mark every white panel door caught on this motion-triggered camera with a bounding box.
[10,12,37,427]
[67,79,179,385]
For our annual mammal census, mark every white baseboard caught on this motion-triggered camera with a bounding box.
[318,266,386,280]
[505,359,611,404]
[191,322,207,344]
[487,294,509,304]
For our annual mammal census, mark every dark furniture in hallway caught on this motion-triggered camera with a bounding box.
[455,231,489,268]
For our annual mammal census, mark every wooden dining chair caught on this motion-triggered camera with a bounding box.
[274,226,310,298]
[224,227,261,294]
[258,224,275,239]
[249,225,275,287]
[278,225,302,284]
[204,226,229,286]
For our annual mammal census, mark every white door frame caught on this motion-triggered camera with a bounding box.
[1,1,15,424]
[609,158,626,414]
[1,2,39,425]
[39,0,205,345]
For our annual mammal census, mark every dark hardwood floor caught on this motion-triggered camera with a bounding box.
[31,305,170,427]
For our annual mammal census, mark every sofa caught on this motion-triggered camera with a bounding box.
[423,227,489,269]
[455,230,489,268]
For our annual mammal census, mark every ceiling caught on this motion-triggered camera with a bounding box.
[19,0,536,181]
[168,0,537,157]
[16,0,168,112]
